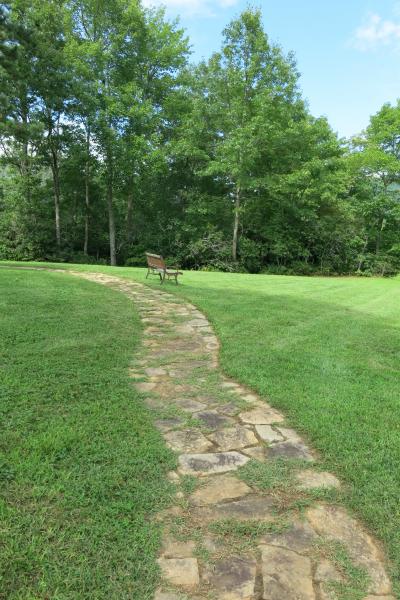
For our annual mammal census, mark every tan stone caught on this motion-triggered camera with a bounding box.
[145,366,167,376]
[189,474,251,506]
[161,537,196,558]
[260,545,315,599]
[255,425,284,444]
[363,596,396,600]
[275,426,304,443]
[296,470,340,490]
[242,445,267,461]
[202,556,257,599]
[178,452,249,476]
[195,495,276,522]
[135,381,156,392]
[315,559,344,583]
[239,407,284,425]
[208,425,258,451]
[157,557,199,588]
[164,429,214,453]
[154,592,182,600]
[306,505,391,595]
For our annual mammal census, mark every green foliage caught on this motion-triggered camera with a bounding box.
[1,4,399,274]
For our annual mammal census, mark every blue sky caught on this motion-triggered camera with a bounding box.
[143,0,400,139]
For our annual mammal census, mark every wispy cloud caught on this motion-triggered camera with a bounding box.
[352,11,400,50]
[142,0,239,17]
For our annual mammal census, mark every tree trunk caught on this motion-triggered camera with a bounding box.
[84,127,90,255]
[126,190,134,245]
[107,157,116,266]
[51,148,61,248]
[232,185,241,261]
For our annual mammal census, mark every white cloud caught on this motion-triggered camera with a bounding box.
[352,12,400,50]
[142,0,239,17]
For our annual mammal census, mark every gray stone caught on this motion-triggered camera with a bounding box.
[208,425,258,451]
[178,452,249,476]
[174,398,208,413]
[267,441,314,461]
[157,557,199,588]
[307,505,391,595]
[164,429,214,453]
[255,425,284,444]
[154,418,183,432]
[296,470,340,490]
[196,410,235,430]
[196,495,275,522]
[260,545,315,599]
[239,406,285,425]
[260,519,318,554]
[202,556,257,600]
[189,474,251,506]
[218,402,241,416]
[275,426,304,443]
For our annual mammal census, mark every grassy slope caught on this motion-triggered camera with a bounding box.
[0,268,175,600]
[2,262,400,593]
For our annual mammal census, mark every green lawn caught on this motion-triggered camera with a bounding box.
[2,262,400,595]
[0,268,175,599]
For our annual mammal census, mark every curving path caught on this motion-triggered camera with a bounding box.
[11,268,396,600]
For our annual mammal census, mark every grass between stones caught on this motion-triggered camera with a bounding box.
[0,269,176,599]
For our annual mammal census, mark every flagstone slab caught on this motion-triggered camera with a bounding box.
[260,545,315,600]
[174,398,208,413]
[218,402,242,416]
[195,495,276,522]
[242,445,267,461]
[239,407,285,425]
[202,556,257,600]
[260,519,318,554]
[255,425,284,444]
[145,367,167,376]
[189,474,251,506]
[164,429,214,453]
[161,537,196,558]
[267,441,314,461]
[157,557,199,588]
[296,470,340,490]
[307,505,391,595]
[154,591,181,600]
[178,452,249,476]
[314,559,344,584]
[154,418,184,432]
[208,425,258,451]
[196,410,235,430]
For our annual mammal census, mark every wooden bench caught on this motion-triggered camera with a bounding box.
[145,252,182,284]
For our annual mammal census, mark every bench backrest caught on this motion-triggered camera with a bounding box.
[146,252,166,271]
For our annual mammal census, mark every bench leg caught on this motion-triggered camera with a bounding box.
[146,268,150,279]
[160,272,165,284]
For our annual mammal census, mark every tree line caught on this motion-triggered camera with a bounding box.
[1,1,399,275]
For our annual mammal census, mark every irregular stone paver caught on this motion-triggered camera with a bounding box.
[196,410,235,430]
[195,496,276,522]
[296,470,340,490]
[157,558,199,588]
[164,429,214,453]
[260,519,318,554]
[267,440,314,461]
[178,452,249,476]
[239,407,285,425]
[208,425,258,451]
[202,556,257,599]
[189,474,251,506]
[255,424,284,444]
[161,537,196,558]
[47,269,392,600]
[307,505,391,595]
[260,545,315,600]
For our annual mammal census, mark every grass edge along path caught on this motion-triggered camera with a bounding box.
[0,268,176,599]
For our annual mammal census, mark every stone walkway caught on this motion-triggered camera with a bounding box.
[41,270,397,599]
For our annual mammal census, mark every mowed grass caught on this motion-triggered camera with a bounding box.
[0,269,175,599]
[3,262,400,594]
